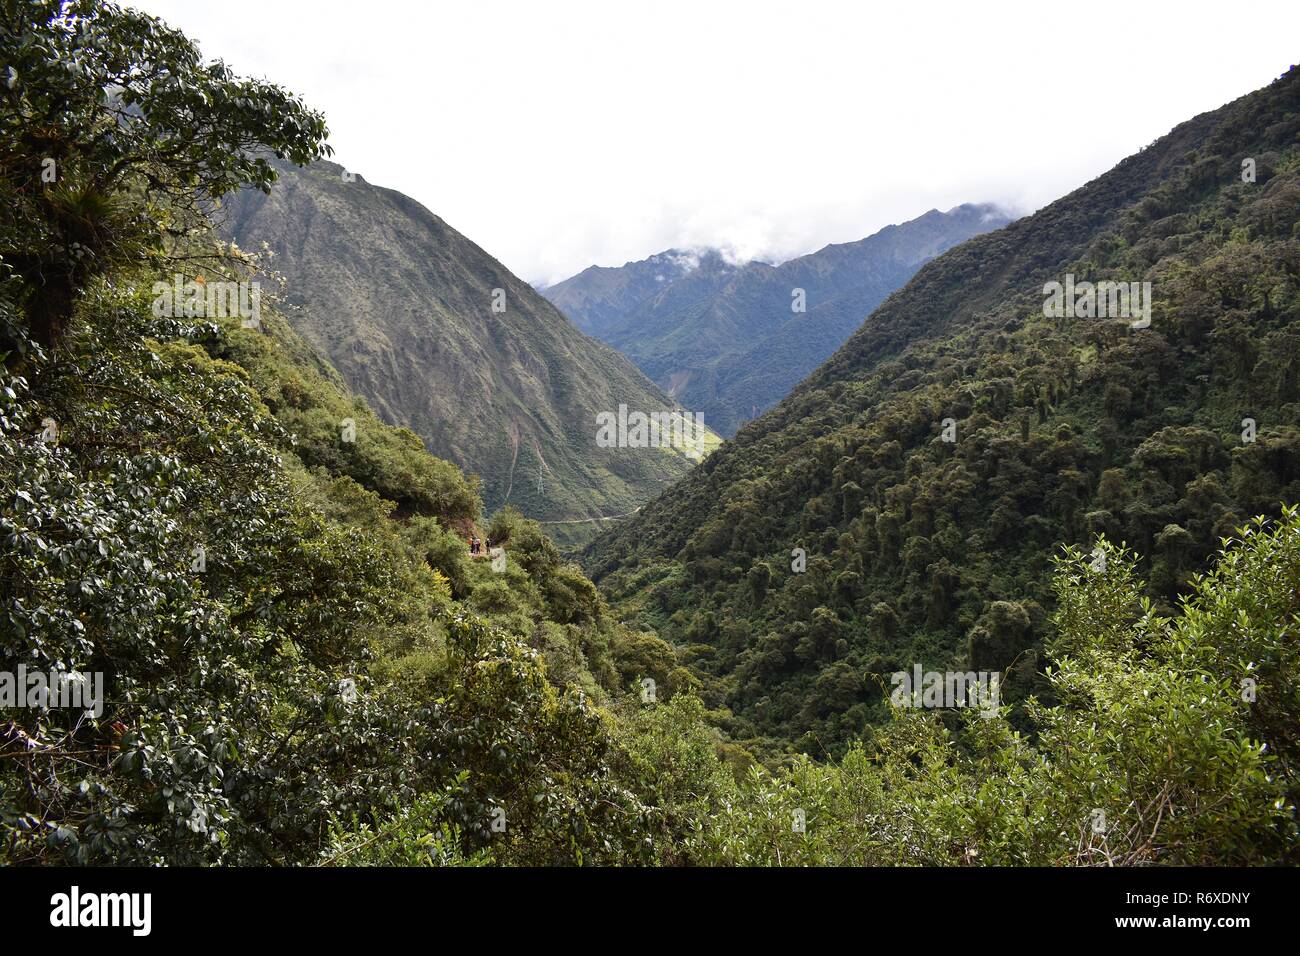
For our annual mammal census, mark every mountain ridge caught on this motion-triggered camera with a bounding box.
[542,203,1014,435]
[218,158,717,546]
[582,66,1300,755]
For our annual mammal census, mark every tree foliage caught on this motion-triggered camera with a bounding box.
[1,0,330,349]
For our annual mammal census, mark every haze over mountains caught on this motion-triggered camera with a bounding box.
[218,159,716,546]
[542,204,1013,435]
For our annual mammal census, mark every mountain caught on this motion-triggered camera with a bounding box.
[217,159,716,547]
[543,251,748,343]
[538,248,728,339]
[542,204,1013,436]
[582,67,1300,757]
[6,0,1298,871]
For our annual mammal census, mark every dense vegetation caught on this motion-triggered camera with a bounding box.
[2,1,1295,866]
[0,285,658,864]
[585,65,1300,762]
[332,515,1300,866]
[542,205,1010,437]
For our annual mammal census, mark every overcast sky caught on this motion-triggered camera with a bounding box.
[135,0,1299,286]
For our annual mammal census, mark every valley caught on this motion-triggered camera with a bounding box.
[2,0,1297,876]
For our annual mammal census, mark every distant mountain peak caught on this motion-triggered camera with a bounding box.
[542,203,1014,435]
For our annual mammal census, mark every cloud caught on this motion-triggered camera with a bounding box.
[137,0,1300,287]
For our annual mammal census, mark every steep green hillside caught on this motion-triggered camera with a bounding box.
[4,0,1297,869]
[584,66,1300,758]
[218,160,715,547]
[0,274,697,863]
[0,0,686,864]
[543,205,1012,435]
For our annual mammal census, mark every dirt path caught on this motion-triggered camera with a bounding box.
[501,423,520,504]
[536,507,642,525]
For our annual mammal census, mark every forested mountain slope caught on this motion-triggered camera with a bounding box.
[542,205,1012,435]
[583,65,1300,757]
[218,159,715,546]
[4,1,1298,869]
[1,0,719,864]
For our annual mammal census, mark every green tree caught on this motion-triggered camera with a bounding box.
[1,0,330,349]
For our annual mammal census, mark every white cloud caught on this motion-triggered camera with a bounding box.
[133,0,1300,286]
